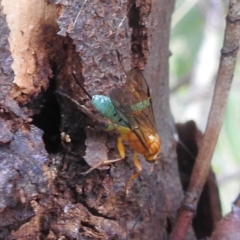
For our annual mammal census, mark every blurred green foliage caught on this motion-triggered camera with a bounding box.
[170,0,240,214]
[171,3,204,78]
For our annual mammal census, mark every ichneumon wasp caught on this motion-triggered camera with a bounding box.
[59,68,161,193]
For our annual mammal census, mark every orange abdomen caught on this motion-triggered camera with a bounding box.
[121,131,161,162]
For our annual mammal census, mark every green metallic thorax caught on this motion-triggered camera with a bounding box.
[91,95,127,127]
[91,94,150,131]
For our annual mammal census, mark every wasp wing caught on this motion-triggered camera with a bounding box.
[109,69,157,149]
[126,69,157,130]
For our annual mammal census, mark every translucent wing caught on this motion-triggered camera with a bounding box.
[109,68,157,149]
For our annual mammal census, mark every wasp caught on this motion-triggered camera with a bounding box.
[61,68,161,192]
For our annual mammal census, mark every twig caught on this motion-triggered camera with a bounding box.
[170,1,240,239]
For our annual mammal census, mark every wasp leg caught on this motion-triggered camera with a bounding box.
[56,91,127,173]
[126,152,142,196]
[81,136,126,175]
[116,136,125,158]
[80,157,123,175]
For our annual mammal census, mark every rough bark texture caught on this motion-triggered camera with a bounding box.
[49,1,184,239]
[0,0,221,239]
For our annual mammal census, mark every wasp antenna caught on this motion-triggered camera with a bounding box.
[55,90,102,124]
[72,72,92,100]
[109,0,134,51]
[73,0,88,28]
[125,190,151,240]
[173,133,196,160]
[125,212,142,240]
[116,49,127,75]
[115,0,134,35]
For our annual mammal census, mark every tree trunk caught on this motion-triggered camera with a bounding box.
[0,0,219,239]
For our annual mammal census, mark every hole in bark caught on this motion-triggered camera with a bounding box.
[127,1,139,28]
[31,77,61,153]
[127,1,143,54]
[127,0,149,68]
[166,217,172,234]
